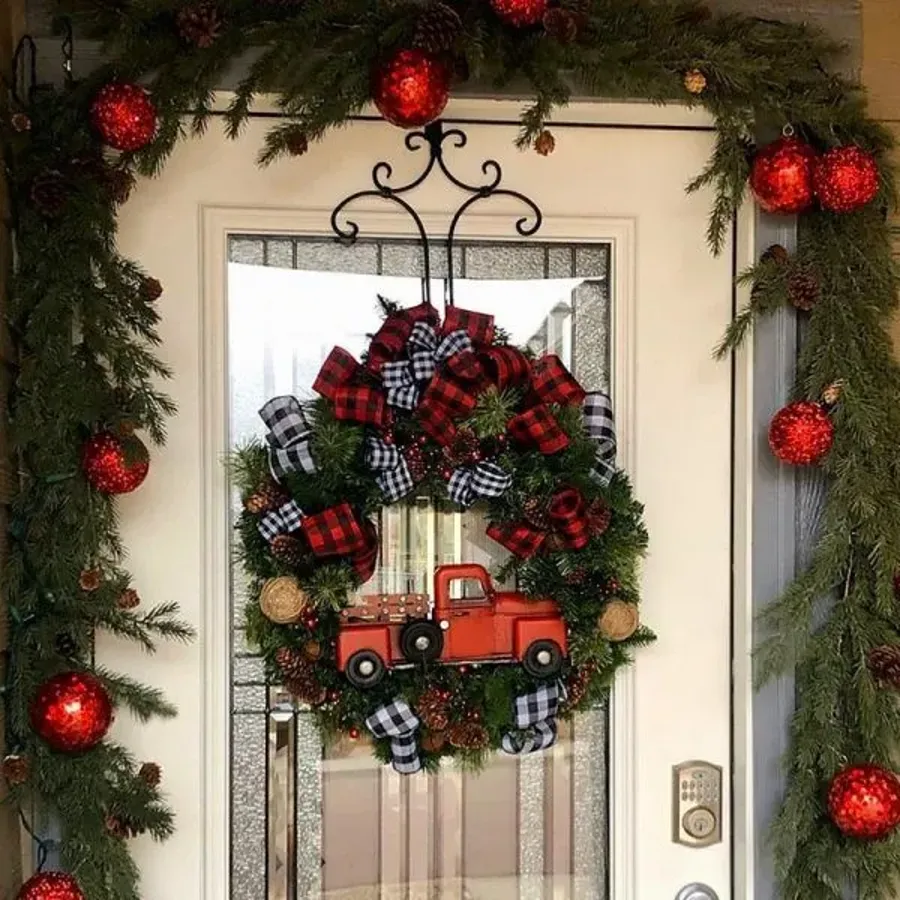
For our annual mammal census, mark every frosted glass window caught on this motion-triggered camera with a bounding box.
[228,236,610,900]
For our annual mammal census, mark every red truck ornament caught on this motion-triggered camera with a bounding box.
[336,563,567,688]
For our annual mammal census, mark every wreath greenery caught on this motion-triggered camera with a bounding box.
[233,298,649,765]
[3,0,900,898]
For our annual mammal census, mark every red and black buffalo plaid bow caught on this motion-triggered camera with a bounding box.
[302,501,369,557]
[313,346,389,430]
[350,519,380,583]
[366,303,439,373]
[487,487,594,558]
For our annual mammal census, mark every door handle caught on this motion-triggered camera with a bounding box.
[675,884,719,900]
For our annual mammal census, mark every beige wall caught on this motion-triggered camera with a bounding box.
[861,0,900,350]
[0,0,23,893]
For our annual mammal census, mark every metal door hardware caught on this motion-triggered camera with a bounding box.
[672,760,722,847]
[675,883,720,900]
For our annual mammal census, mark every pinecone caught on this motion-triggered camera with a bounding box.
[533,130,556,157]
[787,270,820,311]
[79,567,103,592]
[523,496,550,530]
[104,166,136,205]
[447,721,489,751]
[302,639,322,661]
[1,754,30,786]
[421,730,447,753]
[176,2,223,48]
[564,565,588,585]
[106,814,146,839]
[565,668,590,707]
[822,381,843,406]
[276,646,309,681]
[270,533,306,566]
[674,1,712,26]
[413,2,463,54]
[868,645,900,689]
[284,128,309,157]
[118,588,141,610]
[11,112,31,132]
[586,498,612,536]
[415,685,452,731]
[245,480,288,514]
[285,671,327,705]
[139,761,162,787]
[543,8,578,43]
[682,68,707,95]
[761,243,790,265]
[55,632,78,657]
[140,276,164,302]
[31,170,69,218]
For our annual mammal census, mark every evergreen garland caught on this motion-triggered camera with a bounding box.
[1,86,193,898]
[1,0,899,897]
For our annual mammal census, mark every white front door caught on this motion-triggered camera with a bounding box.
[107,99,747,900]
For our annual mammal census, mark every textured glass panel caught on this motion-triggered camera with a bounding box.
[269,705,296,900]
[573,280,611,393]
[463,244,544,279]
[234,684,268,714]
[295,714,323,898]
[575,245,609,280]
[231,237,265,265]
[517,753,545,900]
[233,713,268,900]
[266,239,295,270]
[547,245,574,279]
[234,656,266,685]
[572,705,608,899]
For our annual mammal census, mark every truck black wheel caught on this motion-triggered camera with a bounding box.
[345,650,386,689]
[522,640,563,679]
[400,620,444,664]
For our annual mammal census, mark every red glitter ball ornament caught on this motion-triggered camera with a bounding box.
[372,49,450,128]
[749,136,817,215]
[91,83,158,152]
[828,764,900,840]
[17,872,85,900]
[813,145,880,213]
[768,401,834,465]
[82,431,150,494]
[490,0,548,27]
[29,672,113,754]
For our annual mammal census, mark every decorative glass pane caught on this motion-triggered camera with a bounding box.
[228,235,611,900]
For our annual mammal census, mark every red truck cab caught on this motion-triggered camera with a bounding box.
[336,563,567,689]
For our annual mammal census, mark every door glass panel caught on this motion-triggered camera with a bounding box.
[228,236,611,900]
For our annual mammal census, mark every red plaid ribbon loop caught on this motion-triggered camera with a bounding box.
[487,487,592,558]
[418,375,478,445]
[367,304,439,372]
[507,404,569,455]
[530,355,586,407]
[303,502,368,558]
[481,346,531,391]
[548,488,589,551]
[350,519,380,583]
[314,347,389,429]
[442,306,495,345]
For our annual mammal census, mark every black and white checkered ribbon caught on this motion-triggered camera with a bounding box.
[501,682,567,755]
[381,323,473,410]
[257,498,304,541]
[259,396,317,481]
[447,461,512,507]
[583,392,617,487]
[366,698,422,775]
[365,435,415,502]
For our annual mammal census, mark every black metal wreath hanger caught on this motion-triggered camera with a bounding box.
[330,120,544,308]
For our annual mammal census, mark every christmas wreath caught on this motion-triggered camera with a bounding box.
[234,298,648,767]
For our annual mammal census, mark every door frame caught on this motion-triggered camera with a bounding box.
[193,97,758,900]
